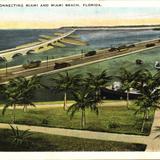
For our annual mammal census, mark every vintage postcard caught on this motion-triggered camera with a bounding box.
[0,0,160,159]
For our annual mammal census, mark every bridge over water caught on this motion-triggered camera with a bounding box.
[0,29,76,62]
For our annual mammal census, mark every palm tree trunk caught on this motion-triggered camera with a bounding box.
[13,104,16,123]
[146,110,149,120]
[84,109,86,126]
[126,91,129,109]
[81,110,83,128]
[23,105,27,112]
[141,112,146,132]
[81,109,85,129]
[63,92,67,110]
[96,91,98,99]
[96,90,101,101]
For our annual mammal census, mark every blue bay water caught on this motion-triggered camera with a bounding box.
[0,29,160,68]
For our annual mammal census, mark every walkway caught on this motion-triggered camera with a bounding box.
[0,123,148,145]
[0,101,128,109]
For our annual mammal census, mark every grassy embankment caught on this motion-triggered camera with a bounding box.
[0,129,146,151]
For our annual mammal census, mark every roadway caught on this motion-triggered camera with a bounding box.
[0,37,160,84]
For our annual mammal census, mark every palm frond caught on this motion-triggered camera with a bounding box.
[67,103,80,119]
[22,129,32,137]
[16,126,20,136]
[9,124,16,135]
[2,104,11,115]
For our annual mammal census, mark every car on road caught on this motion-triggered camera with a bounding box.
[136,59,143,65]
[54,62,71,69]
[84,50,96,57]
[117,45,128,51]
[108,47,118,52]
[145,43,155,48]
[23,60,41,69]
[127,44,136,48]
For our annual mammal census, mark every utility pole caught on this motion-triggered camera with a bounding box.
[5,61,8,77]
[47,56,49,69]
[81,49,84,59]
[98,63,100,72]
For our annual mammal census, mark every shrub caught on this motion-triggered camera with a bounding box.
[10,124,32,146]
[107,121,120,129]
[41,117,50,125]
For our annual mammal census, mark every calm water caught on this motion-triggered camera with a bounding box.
[0,28,160,68]
[0,28,71,51]
[77,29,160,49]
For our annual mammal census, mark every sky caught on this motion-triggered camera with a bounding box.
[0,0,160,29]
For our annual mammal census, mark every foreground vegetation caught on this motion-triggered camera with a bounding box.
[0,67,159,139]
[0,129,146,151]
[0,103,154,136]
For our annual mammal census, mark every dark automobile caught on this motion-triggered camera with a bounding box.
[136,59,143,65]
[54,62,71,69]
[108,47,117,52]
[84,51,96,57]
[127,44,136,48]
[117,45,128,51]
[23,60,41,69]
[145,43,155,48]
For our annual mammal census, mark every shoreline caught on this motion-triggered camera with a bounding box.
[0,24,160,30]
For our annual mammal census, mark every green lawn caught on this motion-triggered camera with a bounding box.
[0,129,146,151]
[0,103,154,136]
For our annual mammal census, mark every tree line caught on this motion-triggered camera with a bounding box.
[1,67,160,132]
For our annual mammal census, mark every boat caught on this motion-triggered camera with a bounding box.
[154,61,160,69]
[101,88,141,100]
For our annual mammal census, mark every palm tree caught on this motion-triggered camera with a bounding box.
[117,68,134,109]
[85,70,111,101]
[10,76,41,112]
[20,76,42,112]
[67,84,99,128]
[135,88,160,132]
[132,69,153,93]
[133,69,160,132]
[2,76,41,122]
[2,81,20,123]
[2,99,17,123]
[51,72,81,110]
